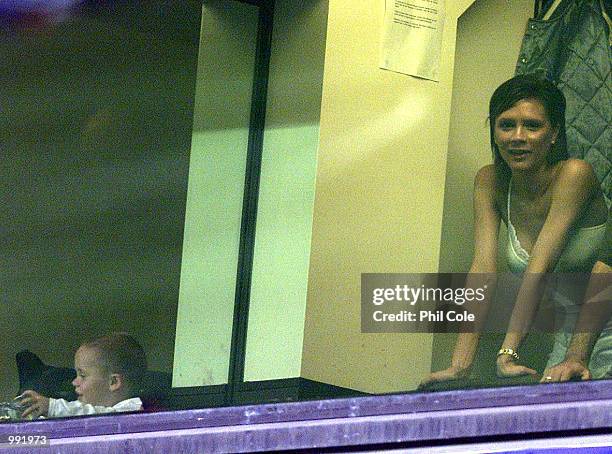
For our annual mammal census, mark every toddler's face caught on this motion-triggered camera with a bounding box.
[72,346,112,406]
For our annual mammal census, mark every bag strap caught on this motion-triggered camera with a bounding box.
[542,0,563,20]
[600,0,612,46]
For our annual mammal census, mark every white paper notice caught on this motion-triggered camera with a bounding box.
[380,0,446,81]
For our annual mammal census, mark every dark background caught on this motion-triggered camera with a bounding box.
[0,0,201,396]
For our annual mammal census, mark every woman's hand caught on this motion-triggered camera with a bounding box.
[541,359,591,382]
[419,365,471,389]
[18,390,50,419]
[496,355,538,378]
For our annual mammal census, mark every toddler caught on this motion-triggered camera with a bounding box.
[20,333,147,418]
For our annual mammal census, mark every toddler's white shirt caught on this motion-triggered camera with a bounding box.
[48,397,143,417]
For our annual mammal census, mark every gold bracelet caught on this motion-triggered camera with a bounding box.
[497,348,519,361]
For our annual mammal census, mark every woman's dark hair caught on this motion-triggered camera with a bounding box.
[489,74,568,181]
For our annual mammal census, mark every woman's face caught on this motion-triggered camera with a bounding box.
[494,98,559,174]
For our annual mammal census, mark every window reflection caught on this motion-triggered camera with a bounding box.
[0,0,199,415]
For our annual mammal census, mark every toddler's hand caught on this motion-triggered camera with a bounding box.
[18,390,50,419]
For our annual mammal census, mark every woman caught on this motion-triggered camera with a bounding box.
[422,74,608,385]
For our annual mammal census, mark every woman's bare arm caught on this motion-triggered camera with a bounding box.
[420,165,500,386]
[497,160,602,376]
[543,260,611,381]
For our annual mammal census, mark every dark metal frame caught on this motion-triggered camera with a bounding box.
[224,0,275,404]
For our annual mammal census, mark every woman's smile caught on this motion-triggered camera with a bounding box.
[507,149,530,156]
